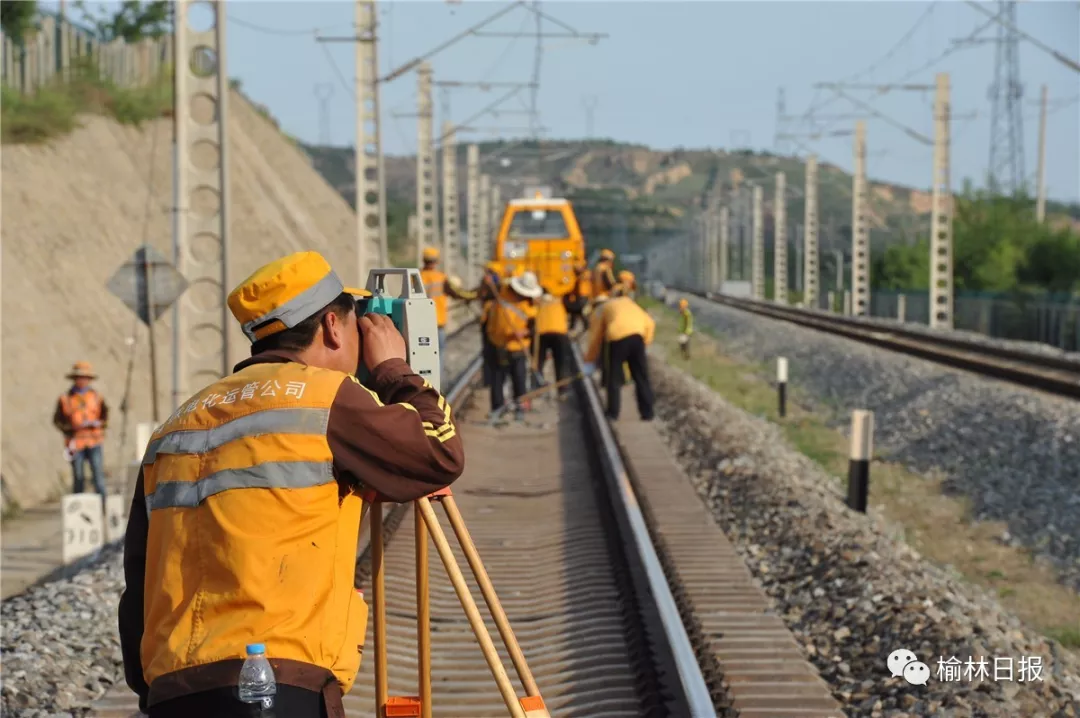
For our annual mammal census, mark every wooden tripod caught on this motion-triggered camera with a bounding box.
[368,488,550,718]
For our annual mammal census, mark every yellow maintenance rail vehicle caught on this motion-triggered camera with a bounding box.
[492,186,586,296]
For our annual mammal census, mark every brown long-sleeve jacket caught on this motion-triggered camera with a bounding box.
[119,351,465,709]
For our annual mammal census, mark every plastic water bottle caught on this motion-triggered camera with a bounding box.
[238,643,276,712]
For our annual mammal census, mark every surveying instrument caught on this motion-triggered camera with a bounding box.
[357,268,551,718]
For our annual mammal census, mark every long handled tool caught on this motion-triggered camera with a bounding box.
[369,490,551,718]
[488,372,582,424]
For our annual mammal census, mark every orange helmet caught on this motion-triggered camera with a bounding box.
[679,298,689,310]
[599,248,615,261]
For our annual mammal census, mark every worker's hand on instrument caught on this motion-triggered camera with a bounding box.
[358,312,407,371]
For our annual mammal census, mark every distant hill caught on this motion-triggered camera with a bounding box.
[299,139,1080,260]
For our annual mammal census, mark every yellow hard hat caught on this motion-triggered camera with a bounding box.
[600,248,615,261]
[619,270,634,283]
[228,251,370,343]
[679,298,689,309]
[66,361,97,379]
[422,247,440,262]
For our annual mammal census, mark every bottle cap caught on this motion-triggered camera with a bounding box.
[246,643,265,655]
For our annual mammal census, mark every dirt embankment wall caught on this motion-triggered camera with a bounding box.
[1,91,372,510]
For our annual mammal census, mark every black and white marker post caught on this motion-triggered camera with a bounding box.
[846,409,874,513]
[776,357,788,418]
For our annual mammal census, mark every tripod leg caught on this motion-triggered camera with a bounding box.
[416,497,526,718]
[441,495,539,697]
[415,503,432,718]
[372,503,388,713]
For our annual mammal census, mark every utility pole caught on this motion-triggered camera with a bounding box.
[930,73,954,329]
[478,174,491,266]
[774,172,787,303]
[314,83,333,145]
[582,94,598,138]
[851,120,870,316]
[1035,84,1048,223]
[441,122,460,279]
[752,184,764,300]
[416,62,436,267]
[804,154,819,309]
[490,183,502,252]
[718,205,729,293]
[466,144,480,286]
[353,1,387,280]
[774,87,788,154]
[174,0,231,404]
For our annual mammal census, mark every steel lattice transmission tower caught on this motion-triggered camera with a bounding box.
[987,0,1025,194]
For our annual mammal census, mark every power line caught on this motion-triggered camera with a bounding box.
[227,14,350,38]
[964,0,1080,73]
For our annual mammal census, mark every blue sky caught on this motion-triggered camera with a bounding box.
[65,1,1080,202]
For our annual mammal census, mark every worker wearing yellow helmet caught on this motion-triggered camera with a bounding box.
[421,246,471,374]
[564,259,593,333]
[678,298,693,359]
[591,249,618,306]
[616,270,636,299]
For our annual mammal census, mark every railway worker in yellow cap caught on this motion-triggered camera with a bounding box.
[486,269,541,421]
[678,298,694,359]
[591,248,618,306]
[534,289,572,396]
[582,294,656,422]
[564,260,592,334]
[54,361,110,497]
[119,251,465,718]
[420,246,470,373]
[617,270,637,300]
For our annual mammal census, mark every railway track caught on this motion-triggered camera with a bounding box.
[91,312,843,718]
[691,290,1080,400]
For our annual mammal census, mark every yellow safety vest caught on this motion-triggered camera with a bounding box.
[421,269,449,327]
[140,362,367,695]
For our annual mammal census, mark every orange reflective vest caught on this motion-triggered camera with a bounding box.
[592,261,616,301]
[421,268,449,328]
[57,389,106,450]
[140,362,368,696]
[569,271,593,302]
[535,295,568,336]
[485,288,537,352]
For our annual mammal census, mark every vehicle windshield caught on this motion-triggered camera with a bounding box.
[506,208,569,240]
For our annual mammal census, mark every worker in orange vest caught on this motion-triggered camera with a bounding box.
[486,270,541,420]
[564,260,592,333]
[54,361,110,496]
[420,247,470,375]
[534,290,572,395]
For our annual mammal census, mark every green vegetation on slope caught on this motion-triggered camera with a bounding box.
[873,183,1080,297]
[1,61,172,144]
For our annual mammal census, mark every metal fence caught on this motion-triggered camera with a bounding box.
[1,14,172,93]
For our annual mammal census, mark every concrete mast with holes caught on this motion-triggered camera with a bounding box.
[441,122,460,279]
[930,73,954,330]
[174,0,231,400]
[354,0,388,281]
[415,62,436,266]
[718,205,729,293]
[465,144,480,286]
[804,154,819,309]
[774,171,787,304]
[478,174,491,267]
[489,183,502,257]
[751,184,764,300]
[851,120,869,317]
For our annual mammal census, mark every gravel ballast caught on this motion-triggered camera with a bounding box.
[648,355,1080,717]
[677,293,1080,591]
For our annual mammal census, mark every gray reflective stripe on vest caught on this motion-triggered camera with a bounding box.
[496,298,528,323]
[425,281,445,298]
[144,460,334,514]
[142,407,331,465]
[240,271,346,341]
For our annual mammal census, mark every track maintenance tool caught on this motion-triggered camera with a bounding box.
[366,488,551,718]
[355,268,442,393]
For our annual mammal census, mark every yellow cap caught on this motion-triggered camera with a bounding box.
[600,248,615,260]
[422,247,440,262]
[679,298,689,309]
[228,251,370,343]
[619,270,634,282]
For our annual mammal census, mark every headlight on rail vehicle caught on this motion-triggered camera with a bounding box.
[561,250,572,259]
[504,241,526,259]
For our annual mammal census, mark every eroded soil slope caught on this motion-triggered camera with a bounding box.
[1,91,371,510]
